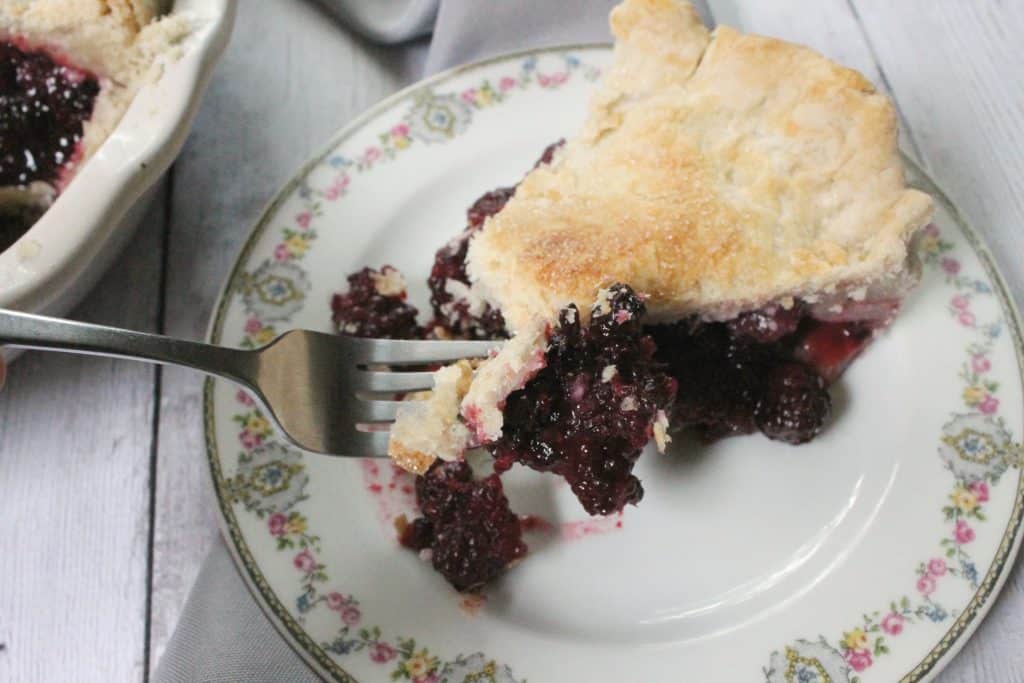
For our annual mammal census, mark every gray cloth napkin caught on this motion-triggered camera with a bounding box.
[153,2,616,681]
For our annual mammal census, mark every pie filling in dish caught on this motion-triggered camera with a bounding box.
[0,0,188,251]
[331,0,934,592]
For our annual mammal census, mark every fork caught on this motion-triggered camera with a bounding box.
[0,309,499,456]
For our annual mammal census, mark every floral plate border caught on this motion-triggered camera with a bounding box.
[763,165,1024,683]
[202,46,1024,683]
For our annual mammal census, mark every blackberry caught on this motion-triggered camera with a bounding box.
[401,461,526,592]
[726,303,804,343]
[331,266,422,339]
[754,362,832,444]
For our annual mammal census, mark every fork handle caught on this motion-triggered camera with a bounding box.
[0,308,258,388]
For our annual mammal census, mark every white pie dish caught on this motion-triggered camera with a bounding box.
[0,0,236,319]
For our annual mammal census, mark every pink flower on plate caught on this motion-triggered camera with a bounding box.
[326,592,347,610]
[460,88,477,103]
[954,519,976,544]
[941,257,961,274]
[846,649,873,673]
[881,612,905,635]
[923,223,940,237]
[240,430,262,451]
[296,211,312,229]
[391,123,410,137]
[970,480,990,503]
[294,549,317,573]
[979,394,1000,415]
[236,389,256,406]
[273,243,291,262]
[324,186,341,201]
[928,558,948,577]
[244,318,262,334]
[341,605,361,626]
[958,311,976,327]
[268,513,287,537]
[364,146,381,162]
[413,675,439,683]
[916,574,936,596]
[972,355,992,374]
[369,641,397,663]
[499,76,517,91]
[951,295,969,310]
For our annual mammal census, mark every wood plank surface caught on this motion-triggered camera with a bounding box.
[0,182,167,682]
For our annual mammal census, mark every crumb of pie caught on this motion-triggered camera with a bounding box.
[491,284,677,516]
[389,361,475,474]
[398,461,526,592]
[332,266,423,339]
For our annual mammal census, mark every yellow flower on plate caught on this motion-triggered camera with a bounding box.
[286,234,309,256]
[254,326,276,345]
[246,415,270,435]
[476,89,493,106]
[842,628,868,651]
[285,515,307,535]
[963,386,986,406]
[950,486,979,513]
[918,235,939,254]
[393,136,410,150]
[404,650,436,678]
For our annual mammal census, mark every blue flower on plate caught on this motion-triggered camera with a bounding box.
[962,561,979,586]
[924,605,949,622]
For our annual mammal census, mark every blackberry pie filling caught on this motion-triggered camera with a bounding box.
[330,0,934,591]
[0,40,98,251]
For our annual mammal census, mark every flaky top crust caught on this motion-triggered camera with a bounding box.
[467,0,933,332]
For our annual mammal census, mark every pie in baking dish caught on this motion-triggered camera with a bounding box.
[330,0,933,591]
[0,0,188,250]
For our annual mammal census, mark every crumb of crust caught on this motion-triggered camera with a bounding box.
[389,361,475,474]
[370,266,407,297]
[460,319,551,443]
[653,409,671,453]
[601,364,618,382]
[388,442,437,476]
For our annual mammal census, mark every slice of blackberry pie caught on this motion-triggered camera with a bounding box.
[331,0,933,591]
[0,0,186,250]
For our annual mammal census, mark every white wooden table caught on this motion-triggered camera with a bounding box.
[1,1,1021,680]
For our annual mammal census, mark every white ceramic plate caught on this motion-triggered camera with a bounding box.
[0,0,235,319]
[204,46,1024,682]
